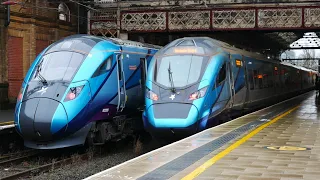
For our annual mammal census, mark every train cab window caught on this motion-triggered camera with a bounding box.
[63,53,85,81]
[32,51,85,82]
[155,55,206,88]
[216,63,226,85]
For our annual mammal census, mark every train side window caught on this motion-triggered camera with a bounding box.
[99,56,112,74]
[216,63,226,85]
[117,58,122,81]
[248,69,254,90]
[91,55,112,78]
[253,70,258,89]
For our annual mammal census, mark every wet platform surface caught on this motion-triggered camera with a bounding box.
[85,91,320,180]
[0,109,14,126]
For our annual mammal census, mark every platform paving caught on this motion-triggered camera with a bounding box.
[0,109,14,124]
[190,93,320,180]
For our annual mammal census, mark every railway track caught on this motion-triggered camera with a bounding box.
[0,149,34,160]
[0,150,42,166]
[0,152,92,180]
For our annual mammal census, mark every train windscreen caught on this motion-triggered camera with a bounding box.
[155,55,208,88]
[31,51,85,82]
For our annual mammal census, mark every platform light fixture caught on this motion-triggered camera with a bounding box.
[1,1,20,27]
[1,1,18,5]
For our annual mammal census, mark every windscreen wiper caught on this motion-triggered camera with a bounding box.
[37,73,48,85]
[35,62,48,85]
[168,62,176,93]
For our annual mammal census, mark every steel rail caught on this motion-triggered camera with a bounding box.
[1,153,91,180]
[0,149,37,161]
[0,151,42,167]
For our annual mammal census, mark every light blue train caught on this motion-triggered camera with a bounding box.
[14,35,161,149]
[143,37,316,140]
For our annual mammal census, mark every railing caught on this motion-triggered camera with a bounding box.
[89,5,320,38]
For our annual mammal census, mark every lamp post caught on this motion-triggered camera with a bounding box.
[1,1,19,27]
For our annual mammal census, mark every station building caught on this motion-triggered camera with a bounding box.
[0,0,87,107]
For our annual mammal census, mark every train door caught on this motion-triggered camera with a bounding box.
[229,54,247,108]
[116,54,126,112]
[242,56,253,107]
[227,61,235,107]
[140,58,147,102]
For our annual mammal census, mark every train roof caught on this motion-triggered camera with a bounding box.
[281,61,317,73]
[108,38,162,49]
[155,37,226,57]
[44,35,101,55]
[166,37,317,73]
[45,35,162,55]
[69,35,162,49]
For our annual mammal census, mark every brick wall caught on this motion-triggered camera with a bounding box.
[36,40,49,56]
[7,36,23,99]
[0,1,77,103]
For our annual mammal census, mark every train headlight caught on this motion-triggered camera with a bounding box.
[189,86,208,101]
[17,88,24,102]
[146,87,158,101]
[64,85,84,102]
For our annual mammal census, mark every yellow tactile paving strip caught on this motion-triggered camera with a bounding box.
[0,121,14,126]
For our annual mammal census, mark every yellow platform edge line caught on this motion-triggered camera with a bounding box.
[0,121,14,125]
[181,105,300,180]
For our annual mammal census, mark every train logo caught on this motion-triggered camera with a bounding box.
[169,94,175,100]
[37,87,48,95]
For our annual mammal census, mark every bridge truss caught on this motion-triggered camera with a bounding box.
[88,1,320,68]
[89,4,320,36]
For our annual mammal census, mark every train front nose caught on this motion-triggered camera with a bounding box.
[144,103,199,135]
[18,98,67,142]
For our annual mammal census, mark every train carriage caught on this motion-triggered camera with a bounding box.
[143,37,317,139]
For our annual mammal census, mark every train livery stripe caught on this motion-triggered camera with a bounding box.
[234,69,246,93]
[210,81,225,111]
[91,63,117,100]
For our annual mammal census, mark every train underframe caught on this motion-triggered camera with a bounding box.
[86,109,146,146]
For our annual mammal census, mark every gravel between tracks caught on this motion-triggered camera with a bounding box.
[27,138,163,180]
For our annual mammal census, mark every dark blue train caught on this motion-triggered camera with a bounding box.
[143,37,317,139]
[14,35,161,149]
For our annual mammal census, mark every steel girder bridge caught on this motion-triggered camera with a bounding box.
[87,0,320,58]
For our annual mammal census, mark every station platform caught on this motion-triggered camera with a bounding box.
[0,109,15,131]
[84,91,320,180]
